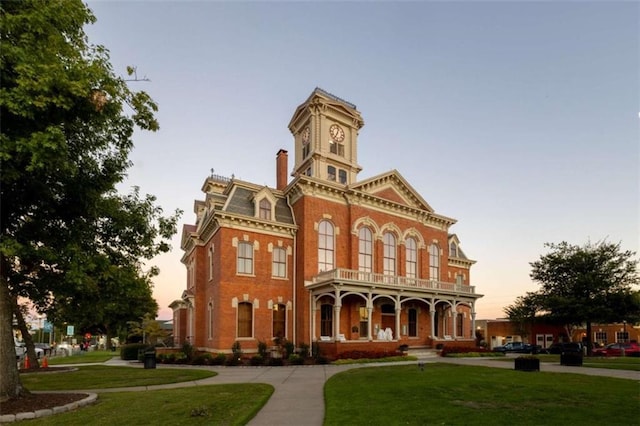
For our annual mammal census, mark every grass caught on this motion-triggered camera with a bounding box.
[47,350,115,365]
[489,354,640,371]
[24,384,274,426]
[324,363,639,425]
[21,365,216,390]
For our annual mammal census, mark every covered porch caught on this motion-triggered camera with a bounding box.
[307,268,482,352]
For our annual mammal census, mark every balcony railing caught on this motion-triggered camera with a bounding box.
[311,268,476,295]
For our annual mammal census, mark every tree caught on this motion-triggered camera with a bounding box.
[506,241,640,355]
[0,0,180,400]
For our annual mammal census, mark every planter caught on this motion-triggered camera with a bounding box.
[514,357,540,372]
[560,353,583,366]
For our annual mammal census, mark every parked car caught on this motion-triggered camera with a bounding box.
[34,342,52,356]
[492,342,535,353]
[539,342,583,355]
[14,341,44,359]
[592,342,640,357]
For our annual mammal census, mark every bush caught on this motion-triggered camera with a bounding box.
[257,341,268,358]
[250,355,264,366]
[225,354,241,366]
[288,354,304,365]
[182,342,195,362]
[192,353,213,365]
[268,357,284,366]
[231,341,242,358]
[440,346,493,357]
[121,343,148,361]
[298,343,310,359]
[210,353,227,365]
[284,340,295,358]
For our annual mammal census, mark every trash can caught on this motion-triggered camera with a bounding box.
[144,350,156,369]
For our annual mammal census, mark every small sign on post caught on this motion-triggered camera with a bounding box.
[66,325,75,336]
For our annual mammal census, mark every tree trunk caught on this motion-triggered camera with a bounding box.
[13,302,40,369]
[0,278,27,400]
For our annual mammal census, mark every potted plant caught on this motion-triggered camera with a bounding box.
[514,355,540,372]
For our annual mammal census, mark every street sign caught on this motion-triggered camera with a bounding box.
[66,325,75,336]
[43,321,53,332]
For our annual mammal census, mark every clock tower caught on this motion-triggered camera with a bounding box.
[288,88,364,185]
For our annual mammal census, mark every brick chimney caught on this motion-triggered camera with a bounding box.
[276,149,288,190]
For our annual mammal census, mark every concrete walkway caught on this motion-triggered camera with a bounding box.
[9,355,639,425]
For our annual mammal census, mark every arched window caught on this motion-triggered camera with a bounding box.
[405,237,417,279]
[320,304,333,337]
[259,199,271,220]
[429,244,440,280]
[237,242,254,275]
[358,227,373,273]
[273,304,286,338]
[237,302,253,338]
[318,221,335,272]
[208,245,214,281]
[383,233,396,275]
[449,241,457,258]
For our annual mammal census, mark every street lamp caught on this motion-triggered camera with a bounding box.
[623,320,627,343]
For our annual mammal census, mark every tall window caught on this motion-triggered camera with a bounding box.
[457,313,464,337]
[259,199,271,220]
[207,302,213,339]
[358,227,373,273]
[318,221,335,272]
[408,308,417,337]
[327,165,336,181]
[616,331,629,343]
[456,274,464,285]
[359,306,368,338]
[330,140,344,156]
[405,237,417,278]
[273,304,286,338]
[237,242,253,275]
[429,244,440,280]
[302,140,310,158]
[594,331,607,345]
[320,304,333,337]
[272,247,286,278]
[383,233,396,275]
[237,302,252,338]
[338,169,347,184]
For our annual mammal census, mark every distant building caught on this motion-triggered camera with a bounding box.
[171,88,482,356]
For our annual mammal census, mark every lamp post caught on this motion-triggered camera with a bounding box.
[623,320,627,342]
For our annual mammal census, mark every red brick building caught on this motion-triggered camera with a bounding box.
[172,88,482,355]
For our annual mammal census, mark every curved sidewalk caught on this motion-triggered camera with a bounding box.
[9,356,638,425]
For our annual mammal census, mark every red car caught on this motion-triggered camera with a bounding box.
[592,342,640,357]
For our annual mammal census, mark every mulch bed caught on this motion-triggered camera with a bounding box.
[1,366,87,416]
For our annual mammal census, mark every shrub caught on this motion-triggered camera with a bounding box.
[182,342,195,362]
[440,346,493,357]
[288,354,304,365]
[225,354,240,366]
[121,343,148,361]
[210,353,227,365]
[268,357,284,366]
[257,341,268,358]
[284,340,295,358]
[173,352,188,364]
[298,343,310,359]
[231,341,242,358]
[192,353,213,365]
[250,355,264,366]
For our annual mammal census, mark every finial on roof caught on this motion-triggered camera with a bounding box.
[210,168,214,178]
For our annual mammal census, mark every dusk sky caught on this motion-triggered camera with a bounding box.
[84,1,639,321]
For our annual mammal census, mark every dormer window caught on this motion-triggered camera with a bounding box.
[449,241,458,258]
[259,199,271,220]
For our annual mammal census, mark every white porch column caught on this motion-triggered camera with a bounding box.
[367,306,373,341]
[395,308,401,340]
[334,304,342,340]
[471,309,476,340]
[430,309,436,338]
[311,293,317,342]
[452,308,458,338]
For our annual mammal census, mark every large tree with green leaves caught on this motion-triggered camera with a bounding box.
[506,241,640,354]
[0,0,180,400]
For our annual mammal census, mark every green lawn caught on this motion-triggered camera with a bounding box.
[47,350,115,365]
[324,363,639,425]
[21,365,216,390]
[488,354,640,371]
[24,384,273,426]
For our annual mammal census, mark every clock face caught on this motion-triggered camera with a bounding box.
[302,126,310,143]
[329,124,345,142]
